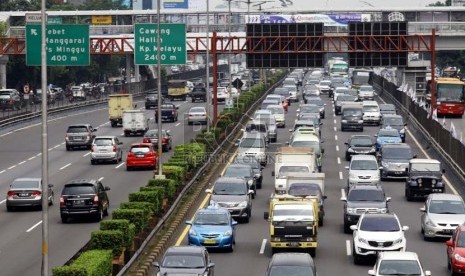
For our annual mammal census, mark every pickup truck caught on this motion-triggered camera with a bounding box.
[190,86,207,103]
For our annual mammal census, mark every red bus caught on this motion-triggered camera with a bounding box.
[427,77,465,117]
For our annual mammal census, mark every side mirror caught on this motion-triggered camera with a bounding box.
[340,196,347,202]
[248,190,255,195]
[420,207,426,212]
[350,225,357,231]
[405,168,409,172]
[104,186,111,191]
[402,226,409,231]
[442,168,446,174]
[134,104,138,108]
[412,154,417,158]
[119,142,124,145]
[254,174,260,179]
[379,166,383,170]
[153,261,160,268]
[247,179,253,186]
[272,171,275,176]
[176,106,179,109]
[345,166,349,170]
[446,239,453,247]
[321,148,325,154]
[368,270,376,276]
[264,211,269,220]
[320,122,323,125]
[374,134,378,137]
[285,141,290,145]
[93,128,98,132]
[205,189,212,194]
[404,123,408,126]
[185,220,192,225]
[344,142,349,146]
[386,197,391,202]
[289,129,293,132]
[232,220,238,226]
[424,271,431,276]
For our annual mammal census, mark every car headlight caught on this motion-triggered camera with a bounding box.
[425,216,437,227]
[189,229,197,236]
[417,178,423,184]
[380,208,388,213]
[358,120,364,124]
[358,237,368,244]
[342,120,348,123]
[272,236,281,242]
[346,208,356,214]
[224,229,233,237]
[238,201,248,208]
[348,148,355,153]
[432,179,437,185]
[455,253,465,262]
[393,238,403,245]
[381,161,389,168]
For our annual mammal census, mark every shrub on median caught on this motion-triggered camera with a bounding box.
[162,165,185,183]
[100,219,135,249]
[129,191,160,213]
[112,208,147,233]
[90,230,124,257]
[147,178,177,199]
[52,249,112,276]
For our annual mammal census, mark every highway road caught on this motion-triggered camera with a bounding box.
[0,96,222,275]
[169,84,458,276]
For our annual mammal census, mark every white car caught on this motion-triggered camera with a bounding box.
[90,136,123,164]
[187,106,207,125]
[359,85,375,100]
[369,251,431,276]
[351,213,409,264]
[266,104,285,128]
[346,154,381,189]
[216,87,229,102]
[362,100,381,125]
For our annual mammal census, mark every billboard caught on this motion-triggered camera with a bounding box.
[163,0,188,9]
[246,14,365,27]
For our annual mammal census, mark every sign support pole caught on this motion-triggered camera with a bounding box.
[40,0,49,275]
[212,32,218,126]
[430,28,436,122]
[206,0,210,132]
[156,0,163,178]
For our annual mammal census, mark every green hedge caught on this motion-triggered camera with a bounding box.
[162,165,185,183]
[100,219,135,248]
[90,230,124,256]
[52,250,112,276]
[112,208,147,233]
[120,201,152,226]
[147,178,177,199]
[129,191,160,213]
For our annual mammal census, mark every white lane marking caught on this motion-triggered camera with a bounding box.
[83,152,91,157]
[0,170,5,174]
[115,162,125,169]
[407,128,457,194]
[0,199,5,204]
[346,240,352,256]
[36,153,41,157]
[98,177,104,181]
[48,148,53,152]
[175,122,181,127]
[53,144,60,149]
[259,239,267,254]
[26,220,43,233]
[333,119,337,124]
[8,165,16,170]
[337,157,341,164]
[335,135,338,141]
[333,126,337,132]
[341,188,346,199]
[339,171,343,180]
[120,133,125,136]
[18,161,26,165]
[59,163,71,170]
[28,156,35,161]
[60,142,65,145]
[336,145,339,151]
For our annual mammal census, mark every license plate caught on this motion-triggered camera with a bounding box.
[73,200,85,206]
[204,239,217,244]
[19,193,29,197]
[289,242,300,247]
[73,137,82,141]
[136,154,145,158]
[443,229,453,234]
[394,171,403,174]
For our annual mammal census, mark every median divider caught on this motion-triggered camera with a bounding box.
[51,70,287,276]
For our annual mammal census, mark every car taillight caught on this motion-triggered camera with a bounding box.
[162,138,167,143]
[7,191,16,197]
[143,138,150,143]
[9,98,13,104]
[91,145,94,152]
[128,152,135,157]
[60,196,65,207]
[93,194,99,206]
[32,191,41,196]
[113,145,117,152]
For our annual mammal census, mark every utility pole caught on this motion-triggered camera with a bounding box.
[206,0,211,132]
[156,0,164,178]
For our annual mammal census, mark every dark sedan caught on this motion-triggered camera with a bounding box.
[345,135,376,161]
[153,246,215,276]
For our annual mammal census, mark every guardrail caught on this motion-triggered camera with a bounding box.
[116,74,286,276]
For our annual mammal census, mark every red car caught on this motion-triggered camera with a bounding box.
[126,143,157,171]
[447,225,465,275]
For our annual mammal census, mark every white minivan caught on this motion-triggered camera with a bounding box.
[236,132,267,166]
[362,100,381,125]
[346,154,381,189]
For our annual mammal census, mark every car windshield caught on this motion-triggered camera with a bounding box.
[350,137,373,146]
[379,130,400,137]
[224,167,250,178]
[363,106,379,112]
[11,180,40,189]
[299,117,320,125]
[382,148,412,159]
[213,182,247,195]
[429,200,465,214]
[301,106,320,113]
[63,185,95,195]
[351,160,378,170]
[359,216,400,231]
[254,114,273,121]
[94,139,113,146]
[383,118,403,126]
[437,83,464,102]
[269,266,314,276]
[306,99,323,106]
[378,260,422,275]
[343,109,362,116]
[274,89,289,96]
[410,163,440,172]
[288,184,320,197]
[360,86,373,91]
[145,130,162,137]
[240,138,264,148]
[193,212,229,225]
[348,190,385,202]
[130,146,150,154]
[290,141,321,154]
[278,166,310,177]
[162,254,205,269]
[338,95,356,102]
[267,107,284,114]
[67,126,88,133]
[190,107,205,113]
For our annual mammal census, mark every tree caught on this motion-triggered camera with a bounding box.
[428,0,451,6]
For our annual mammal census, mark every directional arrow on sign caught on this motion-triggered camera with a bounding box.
[31,29,37,36]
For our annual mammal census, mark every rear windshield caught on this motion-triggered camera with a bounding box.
[278,166,310,177]
[213,182,247,195]
[350,137,373,146]
[11,180,40,189]
[288,184,320,197]
[343,108,362,116]
[67,126,88,133]
[130,146,150,153]
[63,184,95,195]
[93,139,113,146]
[348,189,385,201]
[382,147,412,159]
[190,107,205,113]
[350,160,378,170]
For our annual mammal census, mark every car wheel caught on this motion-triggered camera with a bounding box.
[6,205,13,212]
[405,188,413,202]
[309,248,316,257]
[49,194,54,206]
[353,246,362,265]
[257,180,262,189]
[61,215,68,223]
[91,159,96,165]
[345,154,351,161]
[95,207,103,222]
[343,221,351,234]
[319,217,324,227]
[66,145,71,151]
[103,204,109,216]
[228,239,235,252]
[126,166,132,171]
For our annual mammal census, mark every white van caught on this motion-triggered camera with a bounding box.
[236,132,267,166]
[122,110,149,137]
[362,100,381,125]
[345,155,381,189]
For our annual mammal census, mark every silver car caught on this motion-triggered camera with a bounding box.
[420,193,465,240]
[90,136,123,164]
[6,178,54,211]
[187,106,207,125]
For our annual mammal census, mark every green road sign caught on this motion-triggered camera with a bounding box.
[26,24,89,66]
[47,16,62,24]
[134,23,186,65]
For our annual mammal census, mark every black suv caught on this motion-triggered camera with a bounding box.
[0,89,23,111]
[145,91,164,109]
[154,104,178,122]
[190,85,207,102]
[60,179,110,223]
[341,185,390,233]
[65,124,97,150]
[379,143,415,180]
[344,135,376,161]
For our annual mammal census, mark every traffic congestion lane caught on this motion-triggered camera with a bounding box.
[170,89,455,276]
[0,98,216,275]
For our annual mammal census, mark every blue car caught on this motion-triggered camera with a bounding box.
[186,205,238,252]
[375,127,402,151]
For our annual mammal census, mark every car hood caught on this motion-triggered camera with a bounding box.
[358,230,404,241]
[350,146,374,152]
[350,169,379,178]
[192,224,232,234]
[384,125,404,131]
[409,171,442,178]
[159,268,207,275]
[429,213,465,224]
[347,201,387,209]
[381,158,410,164]
[210,194,248,203]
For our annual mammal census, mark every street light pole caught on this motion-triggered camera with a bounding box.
[206,0,211,132]
[156,0,163,177]
[40,0,49,275]
[227,0,233,108]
